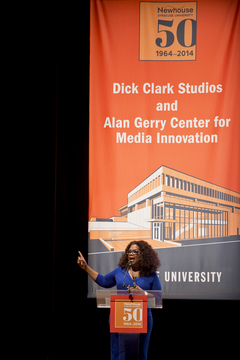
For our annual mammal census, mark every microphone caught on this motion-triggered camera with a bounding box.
[123,262,132,289]
[128,262,137,288]
[123,262,136,291]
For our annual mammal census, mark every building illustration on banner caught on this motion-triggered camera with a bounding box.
[89,165,240,253]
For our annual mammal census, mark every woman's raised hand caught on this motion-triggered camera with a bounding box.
[77,251,98,281]
[77,251,87,270]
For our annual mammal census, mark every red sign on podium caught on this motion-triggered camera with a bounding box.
[110,294,148,333]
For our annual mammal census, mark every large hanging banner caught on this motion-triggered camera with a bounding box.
[88,0,240,299]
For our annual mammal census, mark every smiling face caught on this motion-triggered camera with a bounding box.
[127,244,141,268]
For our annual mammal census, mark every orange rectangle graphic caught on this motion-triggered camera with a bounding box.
[139,1,197,61]
[115,300,143,329]
[110,295,148,333]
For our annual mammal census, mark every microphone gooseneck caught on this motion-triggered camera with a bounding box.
[129,262,137,289]
[123,261,136,292]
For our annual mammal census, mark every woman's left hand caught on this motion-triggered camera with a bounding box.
[130,285,143,291]
[130,285,154,297]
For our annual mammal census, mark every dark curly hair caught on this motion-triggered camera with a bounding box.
[118,240,161,277]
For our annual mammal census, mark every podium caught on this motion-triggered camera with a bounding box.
[96,290,162,359]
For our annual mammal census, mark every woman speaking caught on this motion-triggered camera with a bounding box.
[77,240,161,360]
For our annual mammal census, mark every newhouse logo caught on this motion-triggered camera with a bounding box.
[139,2,197,61]
[158,6,194,14]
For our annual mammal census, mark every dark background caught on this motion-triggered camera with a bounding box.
[34,2,239,359]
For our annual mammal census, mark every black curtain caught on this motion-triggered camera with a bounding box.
[35,2,239,359]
